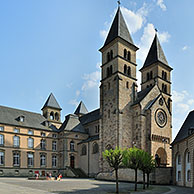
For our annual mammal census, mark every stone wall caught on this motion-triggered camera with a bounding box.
[96,167,172,185]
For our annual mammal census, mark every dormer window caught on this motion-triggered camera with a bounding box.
[18,116,25,122]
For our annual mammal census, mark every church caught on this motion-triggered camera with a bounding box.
[0,6,172,177]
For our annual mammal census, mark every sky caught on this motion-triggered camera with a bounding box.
[0,0,194,140]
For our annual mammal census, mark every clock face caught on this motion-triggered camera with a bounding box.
[155,109,167,128]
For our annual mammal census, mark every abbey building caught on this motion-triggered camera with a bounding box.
[0,7,172,177]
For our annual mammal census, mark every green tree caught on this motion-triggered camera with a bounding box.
[103,147,123,194]
[139,150,155,189]
[144,154,155,188]
[122,147,142,191]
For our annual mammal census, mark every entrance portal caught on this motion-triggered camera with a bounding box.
[156,147,167,166]
[70,155,75,168]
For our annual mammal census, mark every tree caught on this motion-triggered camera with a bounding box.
[103,147,123,194]
[139,150,155,189]
[122,147,142,191]
[144,154,155,188]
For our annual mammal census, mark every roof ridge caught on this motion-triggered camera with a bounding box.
[0,105,42,116]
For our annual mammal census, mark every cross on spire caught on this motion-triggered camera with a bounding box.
[155,28,158,34]
[117,0,121,7]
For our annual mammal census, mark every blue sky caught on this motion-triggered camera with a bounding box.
[0,0,194,140]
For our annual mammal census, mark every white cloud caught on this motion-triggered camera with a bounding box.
[121,4,149,34]
[81,63,101,91]
[188,99,194,105]
[182,45,188,51]
[172,90,188,103]
[157,0,167,11]
[172,90,194,140]
[76,90,80,97]
[82,71,101,91]
[158,31,171,43]
[100,4,150,40]
[137,23,170,63]
[69,99,79,107]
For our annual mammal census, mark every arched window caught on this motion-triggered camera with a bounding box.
[55,112,59,121]
[176,154,182,181]
[110,65,113,75]
[107,52,110,62]
[81,145,87,155]
[28,138,34,148]
[185,150,191,182]
[107,67,110,77]
[124,49,127,58]
[164,85,167,93]
[162,84,164,92]
[162,71,164,79]
[13,136,20,147]
[0,134,4,146]
[127,66,131,76]
[40,139,46,150]
[164,72,167,80]
[110,50,113,59]
[124,65,127,74]
[150,71,153,79]
[70,141,75,151]
[147,72,150,81]
[127,51,131,61]
[93,143,99,154]
[168,98,171,110]
[50,112,54,120]
[126,81,129,89]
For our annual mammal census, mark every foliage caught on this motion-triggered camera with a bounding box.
[139,150,156,189]
[103,146,123,170]
[103,146,123,194]
[122,147,143,191]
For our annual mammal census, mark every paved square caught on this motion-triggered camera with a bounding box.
[0,178,194,194]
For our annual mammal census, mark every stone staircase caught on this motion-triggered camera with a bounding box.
[69,167,88,178]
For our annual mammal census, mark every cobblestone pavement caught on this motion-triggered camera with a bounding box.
[0,178,194,194]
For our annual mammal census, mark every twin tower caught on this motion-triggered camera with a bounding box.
[99,7,172,170]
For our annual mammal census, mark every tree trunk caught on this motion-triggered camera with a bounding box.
[143,171,145,189]
[115,169,119,193]
[147,173,150,188]
[135,168,137,191]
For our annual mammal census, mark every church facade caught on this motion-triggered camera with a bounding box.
[0,7,172,177]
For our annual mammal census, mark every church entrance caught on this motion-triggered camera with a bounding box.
[155,147,167,167]
[70,155,75,168]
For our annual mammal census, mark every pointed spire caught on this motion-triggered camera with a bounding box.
[74,101,88,115]
[103,7,134,48]
[141,34,171,70]
[41,93,62,110]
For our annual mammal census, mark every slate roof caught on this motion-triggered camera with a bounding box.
[79,109,100,125]
[145,95,161,110]
[132,85,154,106]
[172,110,194,145]
[42,93,62,110]
[59,114,87,134]
[140,34,171,70]
[78,135,99,144]
[0,105,54,131]
[74,101,88,115]
[103,7,134,48]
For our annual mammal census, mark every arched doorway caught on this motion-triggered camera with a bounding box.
[156,147,167,167]
[70,155,75,168]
